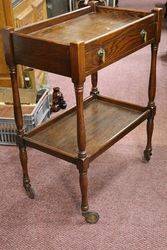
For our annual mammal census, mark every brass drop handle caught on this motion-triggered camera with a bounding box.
[97,48,106,63]
[140,29,148,43]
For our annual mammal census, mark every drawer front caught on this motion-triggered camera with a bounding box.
[85,21,156,75]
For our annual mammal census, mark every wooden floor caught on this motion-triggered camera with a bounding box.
[29,99,143,157]
[30,11,140,45]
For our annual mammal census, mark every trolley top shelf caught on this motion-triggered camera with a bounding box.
[28,9,146,45]
[15,6,154,45]
[2,5,161,78]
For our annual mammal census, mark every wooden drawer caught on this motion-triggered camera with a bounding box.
[85,20,156,75]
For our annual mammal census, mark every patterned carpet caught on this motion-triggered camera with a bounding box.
[0,1,167,249]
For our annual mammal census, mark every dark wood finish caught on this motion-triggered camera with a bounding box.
[29,9,153,45]
[27,95,94,137]
[2,27,34,198]
[97,5,151,17]
[10,6,156,78]
[97,95,147,112]
[144,43,158,161]
[12,34,71,76]
[77,157,89,212]
[24,97,148,160]
[70,42,87,159]
[2,5,163,223]
[85,15,155,75]
[16,6,92,34]
[143,8,162,162]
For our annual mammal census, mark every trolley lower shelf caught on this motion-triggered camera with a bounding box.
[24,95,149,163]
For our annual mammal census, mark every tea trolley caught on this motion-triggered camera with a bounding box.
[3,1,162,224]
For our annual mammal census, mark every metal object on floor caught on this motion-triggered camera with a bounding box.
[50,87,67,113]
[82,211,100,224]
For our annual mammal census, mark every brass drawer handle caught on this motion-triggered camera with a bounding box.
[97,48,106,63]
[140,29,148,43]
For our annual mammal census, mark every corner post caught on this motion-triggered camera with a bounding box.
[70,41,87,159]
[144,8,163,161]
[70,42,99,223]
[2,28,34,198]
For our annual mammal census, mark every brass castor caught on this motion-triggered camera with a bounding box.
[143,149,152,162]
[82,211,99,224]
[23,176,35,199]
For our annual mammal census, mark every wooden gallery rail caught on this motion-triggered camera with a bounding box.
[2,2,162,224]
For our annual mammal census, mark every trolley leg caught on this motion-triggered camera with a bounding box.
[144,109,155,162]
[71,42,99,223]
[19,143,35,199]
[144,43,158,162]
[75,84,99,224]
[9,66,35,198]
[77,158,99,224]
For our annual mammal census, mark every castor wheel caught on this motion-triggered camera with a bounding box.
[82,211,99,224]
[143,149,152,163]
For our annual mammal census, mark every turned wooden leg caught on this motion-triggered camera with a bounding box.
[75,85,87,158]
[90,72,99,95]
[71,42,99,223]
[19,145,35,199]
[77,158,99,224]
[78,159,89,212]
[144,43,158,162]
[2,29,34,198]
[144,109,156,162]
[9,66,34,198]
[75,85,99,224]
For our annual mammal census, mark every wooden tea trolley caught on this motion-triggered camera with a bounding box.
[2,1,162,224]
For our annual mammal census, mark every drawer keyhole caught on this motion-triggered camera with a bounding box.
[140,29,148,43]
[97,48,106,63]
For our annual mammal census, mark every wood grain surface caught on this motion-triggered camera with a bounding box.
[27,98,144,158]
[29,11,141,45]
[11,6,156,77]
